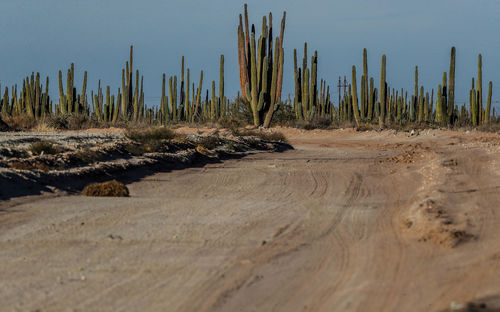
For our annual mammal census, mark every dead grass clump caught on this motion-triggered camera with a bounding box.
[477,122,500,133]
[74,148,101,164]
[126,127,175,144]
[45,114,70,130]
[8,160,49,172]
[82,180,129,197]
[218,116,243,130]
[29,140,60,155]
[196,136,220,150]
[68,114,93,130]
[231,128,288,143]
[125,127,176,154]
[34,121,57,132]
[258,131,288,143]
[301,117,332,130]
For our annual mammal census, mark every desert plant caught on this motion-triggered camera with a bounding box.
[29,140,60,155]
[82,180,129,197]
[237,4,286,127]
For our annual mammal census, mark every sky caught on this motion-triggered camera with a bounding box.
[0,0,499,110]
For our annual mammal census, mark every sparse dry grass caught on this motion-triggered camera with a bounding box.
[125,127,176,154]
[231,128,288,143]
[82,180,129,197]
[74,148,101,164]
[4,115,37,130]
[196,136,221,150]
[8,160,49,172]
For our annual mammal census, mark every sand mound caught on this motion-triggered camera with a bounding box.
[82,180,129,197]
[404,199,472,248]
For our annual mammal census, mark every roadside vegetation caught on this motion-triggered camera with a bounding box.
[0,4,498,133]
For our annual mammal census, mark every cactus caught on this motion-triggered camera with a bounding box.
[351,66,361,126]
[219,55,224,120]
[486,81,492,124]
[418,86,424,122]
[362,48,368,119]
[379,54,386,127]
[211,80,216,120]
[237,4,286,126]
[478,54,483,124]
[448,47,456,120]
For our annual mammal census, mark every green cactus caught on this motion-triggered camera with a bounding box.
[448,47,456,119]
[367,77,374,121]
[351,66,361,126]
[418,86,424,122]
[362,48,368,119]
[379,54,386,127]
[219,55,224,120]
[237,4,286,126]
[436,84,444,125]
[486,81,492,124]
[477,54,483,124]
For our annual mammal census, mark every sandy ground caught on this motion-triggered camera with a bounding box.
[1,128,500,311]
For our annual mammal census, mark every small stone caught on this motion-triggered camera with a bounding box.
[80,275,86,281]
[450,301,466,311]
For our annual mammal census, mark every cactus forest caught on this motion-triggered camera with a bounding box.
[0,4,497,130]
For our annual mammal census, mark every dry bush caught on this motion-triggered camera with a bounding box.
[74,148,101,164]
[3,115,36,130]
[45,114,70,130]
[477,122,500,133]
[232,128,288,143]
[218,116,243,131]
[68,114,94,130]
[257,131,288,143]
[196,136,221,150]
[82,180,129,197]
[269,103,297,127]
[126,127,175,144]
[29,140,60,155]
[125,127,176,155]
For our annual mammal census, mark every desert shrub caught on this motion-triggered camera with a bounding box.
[270,102,296,127]
[68,114,94,130]
[218,116,243,130]
[232,128,288,143]
[74,148,101,164]
[196,135,221,150]
[29,140,60,155]
[257,131,288,143]
[126,127,175,143]
[477,121,500,133]
[3,115,36,130]
[82,180,129,197]
[295,116,332,130]
[125,127,175,154]
[46,114,69,130]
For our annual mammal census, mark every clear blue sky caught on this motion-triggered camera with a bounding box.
[1,0,499,110]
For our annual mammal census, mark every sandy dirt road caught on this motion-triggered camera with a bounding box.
[1,129,500,312]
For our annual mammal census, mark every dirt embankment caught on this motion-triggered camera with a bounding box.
[0,128,499,312]
[0,130,291,200]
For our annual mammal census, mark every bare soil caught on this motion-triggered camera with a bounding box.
[1,128,499,311]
